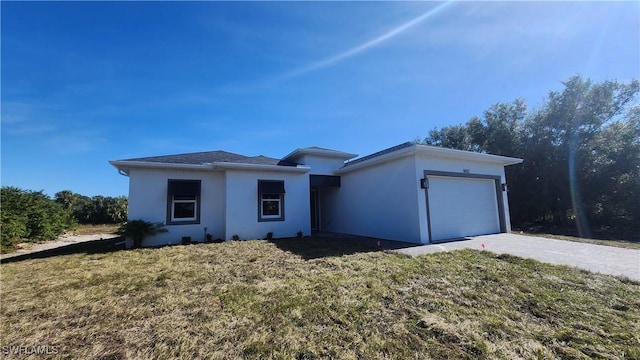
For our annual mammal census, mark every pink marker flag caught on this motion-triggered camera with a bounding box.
[481,243,485,249]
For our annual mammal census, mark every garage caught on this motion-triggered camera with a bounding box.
[425,172,505,242]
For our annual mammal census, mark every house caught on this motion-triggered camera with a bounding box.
[109,142,523,247]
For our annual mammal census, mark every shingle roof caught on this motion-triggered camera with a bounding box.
[343,142,415,167]
[120,150,282,166]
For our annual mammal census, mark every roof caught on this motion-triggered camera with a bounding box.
[336,142,523,174]
[343,142,414,167]
[110,143,522,176]
[119,150,282,166]
[109,150,306,175]
[281,146,358,163]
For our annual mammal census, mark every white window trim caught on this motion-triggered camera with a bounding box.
[260,195,282,219]
[171,196,198,222]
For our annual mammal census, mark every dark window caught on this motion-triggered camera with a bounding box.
[258,180,285,222]
[258,180,285,194]
[167,180,201,225]
[172,196,197,219]
[309,175,341,187]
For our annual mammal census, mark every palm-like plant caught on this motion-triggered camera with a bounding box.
[118,220,168,248]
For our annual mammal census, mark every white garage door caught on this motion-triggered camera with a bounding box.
[427,176,501,242]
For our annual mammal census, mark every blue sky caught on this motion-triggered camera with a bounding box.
[2,1,638,197]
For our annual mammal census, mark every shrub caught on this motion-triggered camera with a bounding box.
[1,187,76,252]
[55,190,127,224]
[1,212,27,253]
[117,220,168,248]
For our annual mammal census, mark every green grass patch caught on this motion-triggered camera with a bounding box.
[1,238,638,359]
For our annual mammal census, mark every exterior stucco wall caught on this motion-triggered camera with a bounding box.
[122,146,517,247]
[224,170,310,240]
[127,168,226,247]
[322,155,423,243]
[414,153,513,243]
[298,155,346,175]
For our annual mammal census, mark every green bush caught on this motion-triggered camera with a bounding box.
[117,220,168,248]
[1,187,76,252]
[55,190,127,224]
[1,211,28,252]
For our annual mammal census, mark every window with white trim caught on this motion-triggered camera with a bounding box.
[258,180,285,222]
[171,195,197,221]
[167,180,201,225]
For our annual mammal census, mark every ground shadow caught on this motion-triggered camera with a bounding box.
[0,237,126,264]
[1,233,422,263]
[269,232,420,260]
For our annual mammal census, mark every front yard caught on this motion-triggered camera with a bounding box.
[1,237,638,359]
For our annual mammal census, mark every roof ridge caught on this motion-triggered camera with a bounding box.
[116,149,284,166]
[121,149,244,162]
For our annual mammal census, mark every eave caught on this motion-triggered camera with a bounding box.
[281,147,358,163]
[334,144,523,174]
[108,160,310,175]
[109,160,215,176]
[418,145,523,166]
[211,162,310,173]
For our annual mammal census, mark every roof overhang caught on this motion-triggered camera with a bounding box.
[109,160,214,176]
[415,145,523,166]
[109,160,310,175]
[281,147,358,163]
[334,144,522,174]
[211,162,310,173]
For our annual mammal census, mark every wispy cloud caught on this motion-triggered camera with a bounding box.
[3,124,56,135]
[2,100,45,125]
[44,130,108,154]
[204,2,456,96]
[1,100,57,135]
[270,1,456,82]
[408,1,622,62]
[1,98,112,154]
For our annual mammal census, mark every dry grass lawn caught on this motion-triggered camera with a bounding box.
[1,237,639,359]
[71,224,121,236]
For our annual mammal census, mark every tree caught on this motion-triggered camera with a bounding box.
[54,190,76,211]
[105,196,128,224]
[582,109,640,233]
[55,190,127,224]
[422,75,640,236]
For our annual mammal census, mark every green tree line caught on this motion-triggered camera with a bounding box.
[53,190,127,225]
[422,75,639,238]
[1,187,127,252]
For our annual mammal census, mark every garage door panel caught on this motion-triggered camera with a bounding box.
[428,176,500,241]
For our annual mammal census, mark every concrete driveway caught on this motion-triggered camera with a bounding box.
[396,233,640,280]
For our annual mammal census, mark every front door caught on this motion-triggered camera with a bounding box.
[310,188,319,230]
